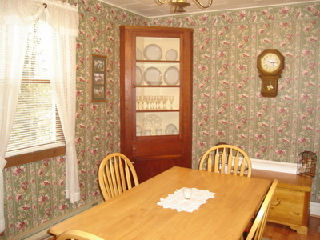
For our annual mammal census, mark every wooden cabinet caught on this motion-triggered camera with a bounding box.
[252,170,312,234]
[120,26,193,182]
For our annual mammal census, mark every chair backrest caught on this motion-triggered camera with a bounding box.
[198,144,252,177]
[98,153,139,201]
[56,230,104,240]
[246,179,278,240]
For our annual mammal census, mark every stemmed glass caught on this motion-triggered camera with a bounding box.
[145,96,150,110]
[156,96,162,110]
[169,96,174,110]
[141,96,147,110]
[162,96,168,110]
[136,96,142,110]
[151,96,157,110]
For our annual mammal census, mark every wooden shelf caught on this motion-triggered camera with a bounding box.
[120,26,193,182]
[252,169,312,191]
[135,85,180,87]
[252,169,312,234]
[136,110,179,113]
[136,60,180,63]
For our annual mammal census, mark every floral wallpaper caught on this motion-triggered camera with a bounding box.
[148,2,320,202]
[1,1,320,239]
[2,1,146,239]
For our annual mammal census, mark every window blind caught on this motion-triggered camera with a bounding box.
[6,20,65,155]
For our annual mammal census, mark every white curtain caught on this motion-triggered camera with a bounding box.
[47,2,80,203]
[0,0,79,232]
[0,0,36,233]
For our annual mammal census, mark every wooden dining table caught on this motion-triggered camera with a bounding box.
[50,166,272,240]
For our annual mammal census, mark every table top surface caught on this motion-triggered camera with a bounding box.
[50,166,272,240]
[252,169,312,191]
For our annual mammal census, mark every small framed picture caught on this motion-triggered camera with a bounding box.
[91,54,106,102]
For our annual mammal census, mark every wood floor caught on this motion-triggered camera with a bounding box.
[263,216,320,240]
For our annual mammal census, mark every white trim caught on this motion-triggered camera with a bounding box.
[148,1,320,18]
[99,0,143,17]
[310,202,320,217]
[251,158,298,174]
[100,0,320,18]
[5,142,65,158]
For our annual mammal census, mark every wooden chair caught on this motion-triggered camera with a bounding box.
[98,153,139,201]
[245,179,278,240]
[56,230,104,240]
[198,144,252,177]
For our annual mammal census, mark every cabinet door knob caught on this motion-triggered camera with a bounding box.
[271,198,281,207]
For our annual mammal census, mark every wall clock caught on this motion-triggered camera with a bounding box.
[257,49,285,97]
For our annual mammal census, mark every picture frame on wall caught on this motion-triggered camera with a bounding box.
[91,54,106,102]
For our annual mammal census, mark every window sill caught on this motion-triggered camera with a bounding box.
[5,145,66,168]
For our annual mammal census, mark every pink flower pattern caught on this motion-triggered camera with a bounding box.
[2,1,320,239]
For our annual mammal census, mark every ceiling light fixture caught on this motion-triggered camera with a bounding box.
[155,0,213,13]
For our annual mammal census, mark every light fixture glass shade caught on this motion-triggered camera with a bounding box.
[170,0,190,13]
[155,0,213,13]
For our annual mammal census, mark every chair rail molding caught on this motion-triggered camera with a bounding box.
[251,158,298,174]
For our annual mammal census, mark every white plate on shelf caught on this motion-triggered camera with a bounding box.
[165,124,178,135]
[136,66,142,85]
[164,66,179,85]
[165,49,178,61]
[144,44,162,60]
[144,67,162,86]
[136,48,142,60]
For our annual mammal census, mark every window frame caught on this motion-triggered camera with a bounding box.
[5,145,66,168]
[5,19,66,168]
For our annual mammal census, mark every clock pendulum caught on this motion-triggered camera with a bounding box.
[257,49,285,97]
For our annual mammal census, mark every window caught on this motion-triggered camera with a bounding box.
[6,20,65,159]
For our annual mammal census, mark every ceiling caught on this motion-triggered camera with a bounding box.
[100,0,315,18]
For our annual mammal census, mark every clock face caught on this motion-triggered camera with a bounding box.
[261,53,281,73]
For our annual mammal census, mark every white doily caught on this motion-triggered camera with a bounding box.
[157,187,215,213]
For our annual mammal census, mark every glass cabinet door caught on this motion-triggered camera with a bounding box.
[135,37,180,137]
[120,25,193,182]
